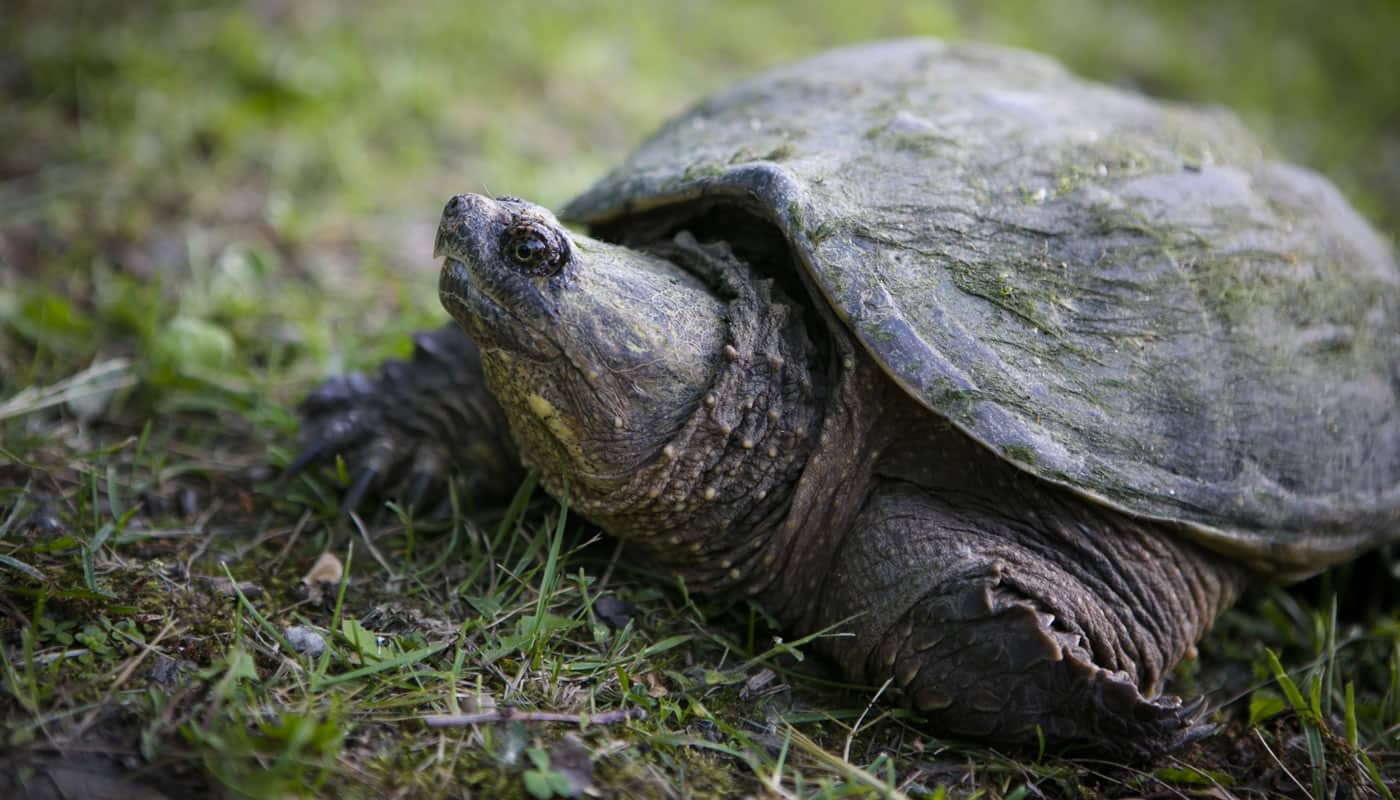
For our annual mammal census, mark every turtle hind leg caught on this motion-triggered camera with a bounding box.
[289,323,522,514]
[809,480,1243,759]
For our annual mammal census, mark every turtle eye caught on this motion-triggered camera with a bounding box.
[511,233,547,264]
[502,221,569,277]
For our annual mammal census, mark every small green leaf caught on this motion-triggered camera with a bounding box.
[466,594,502,618]
[523,771,553,800]
[8,292,95,346]
[228,650,259,682]
[341,619,380,663]
[547,770,572,796]
[1249,689,1287,725]
[1153,766,1235,786]
[518,613,578,641]
[309,643,446,689]
[153,315,236,376]
[636,635,693,659]
[702,669,745,686]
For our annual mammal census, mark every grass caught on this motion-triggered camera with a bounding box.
[2,1,1398,797]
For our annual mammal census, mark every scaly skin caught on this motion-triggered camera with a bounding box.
[809,381,1244,754]
[291,324,521,512]
[297,193,1246,757]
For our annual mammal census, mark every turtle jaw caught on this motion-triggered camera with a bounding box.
[438,255,560,361]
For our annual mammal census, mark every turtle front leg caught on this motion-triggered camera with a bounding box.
[814,481,1244,758]
[289,323,523,512]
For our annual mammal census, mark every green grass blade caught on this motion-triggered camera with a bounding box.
[1344,681,1357,748]
[1359,749,1397,800]
[1265,649,1309,717]
[221,563,302,660]
[310,643,448,690]
[528,482,568,667]
[0,554,44,581]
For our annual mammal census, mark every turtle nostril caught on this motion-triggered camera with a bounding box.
[444,195,468,216]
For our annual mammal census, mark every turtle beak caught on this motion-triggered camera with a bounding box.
[435,194,498,260]
[434,196,481,324]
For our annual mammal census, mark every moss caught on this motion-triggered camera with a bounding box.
[785,198,806,231]
[680,161,729,184]
[809,216,860,244]
[763,143,796,162]
[944,258,1056,334]
[1001,444,1039,465]
[861,323,898,344]
[925,378,977,424]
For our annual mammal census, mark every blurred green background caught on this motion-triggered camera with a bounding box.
[6,1,1398,239]
[2,0,1398,384]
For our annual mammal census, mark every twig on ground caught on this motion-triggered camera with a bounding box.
[844,676,893,763]
[422,707,645,728]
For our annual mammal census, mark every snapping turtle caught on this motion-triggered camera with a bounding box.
[296,39,1400,755]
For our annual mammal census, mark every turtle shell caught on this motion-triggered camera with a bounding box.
[561,39,1400,572]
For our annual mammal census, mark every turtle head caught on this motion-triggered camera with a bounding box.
[435,193,728,492]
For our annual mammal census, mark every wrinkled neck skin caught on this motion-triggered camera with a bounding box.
[515,236,837,589]
[561,233,871,599]
[440,199,848,591]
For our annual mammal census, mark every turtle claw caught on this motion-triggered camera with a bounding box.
[291,385,443,516]
[404,471,436,514]
[1177,719,1217,750]
[1081,689,1216,761]
[287,323,521,515]
[1173,694,1211,724]
[1149,694,1216,754]
[281,437,333,482]
[341,465,380,515]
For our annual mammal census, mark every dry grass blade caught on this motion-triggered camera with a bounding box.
[785,724,910,799]
[0,359,135,422]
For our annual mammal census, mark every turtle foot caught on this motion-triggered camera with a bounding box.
[286,324,520,514]
[892,579,1215,762]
